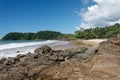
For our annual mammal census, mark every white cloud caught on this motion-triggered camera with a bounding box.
[79,0,120,29]
[76,23,94,30]
[82,0,89,4]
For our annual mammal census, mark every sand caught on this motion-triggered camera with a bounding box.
[52,39,107,50]
[52,42,77,50]
[70,39,107,48]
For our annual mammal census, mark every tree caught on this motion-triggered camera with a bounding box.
[2,32,22,40]
[21,33,35,40]
[2,31,63,40]
[75,23,120,39]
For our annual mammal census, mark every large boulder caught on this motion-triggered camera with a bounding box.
[40,45,52,52]
[81,38,120,80]
[109,37,120,46]
[34,45,52,55]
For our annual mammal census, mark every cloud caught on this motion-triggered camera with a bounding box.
[79,0,120,29]
[82,0,89,4]
[76,23,94,30]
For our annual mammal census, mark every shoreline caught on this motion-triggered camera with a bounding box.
[52,42,77,50]
[0,40,69,59]
[68,39,107,49]
[0,38,119,80]
[0,39,107,59]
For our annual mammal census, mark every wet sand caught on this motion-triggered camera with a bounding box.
[52,39,107,50]
[52,42,77,50]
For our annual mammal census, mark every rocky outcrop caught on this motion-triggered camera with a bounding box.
[34,45,52,55]
[108,37,120,46]
[0,45,90,80]
[82,37,120,80]
[0,38,120,80]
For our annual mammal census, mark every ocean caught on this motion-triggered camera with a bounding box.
[0,40,69,59]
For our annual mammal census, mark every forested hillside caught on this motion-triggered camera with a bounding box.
[2,31,62,40]
[1,23,120,40]
[75,23,120,39]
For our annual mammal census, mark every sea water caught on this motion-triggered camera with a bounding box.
[0,40,69,59]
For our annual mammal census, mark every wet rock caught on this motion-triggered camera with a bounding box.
[17,54,26,59]
[16,51,20,53]
[26,52,32,56]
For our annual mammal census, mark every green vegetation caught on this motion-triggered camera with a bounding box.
[75,23,120,39]
[35,31,62,40]
[2,23,120,40]
[57,34,75,40]
[2,31,63,40]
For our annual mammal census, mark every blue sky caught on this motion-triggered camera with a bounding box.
[0,0,94,37]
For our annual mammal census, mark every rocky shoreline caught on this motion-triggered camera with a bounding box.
[0,38,120,80]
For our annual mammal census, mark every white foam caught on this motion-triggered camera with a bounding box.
[0,40,69,59]
[0,40,57,50]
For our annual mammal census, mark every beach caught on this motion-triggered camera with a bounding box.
[69,39,107,48]
[0,38,120,80]
[0,40,69,59]
[0,39,106,59]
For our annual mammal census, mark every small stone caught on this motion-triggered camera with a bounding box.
[17,51,20,53]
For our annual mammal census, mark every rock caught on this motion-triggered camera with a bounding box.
[26,52,32,56]
[80,38,120,80]
[1,38,120,80]
[10,73,25,80]
[40,45,52,52]
[34,45,52,55]
[16,51,20,53]
[0,58,6,64]
[109,37,120,46]
[17,54,26,59]
[27,65,48,77]
[4,57,15,66]
[33,54,39,59]
[19,56,32,63]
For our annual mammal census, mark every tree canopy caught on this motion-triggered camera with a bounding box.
[2,31,63,40]
[75,23,120,39]
[2,23,120,40]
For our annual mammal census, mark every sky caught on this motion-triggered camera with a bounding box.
[78,0,120,29]
[0,0,120,37]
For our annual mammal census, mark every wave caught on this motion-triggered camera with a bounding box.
[0,40,58,51]
[0,40,69,59]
